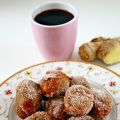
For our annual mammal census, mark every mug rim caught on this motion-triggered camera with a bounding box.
[31,1,78,28]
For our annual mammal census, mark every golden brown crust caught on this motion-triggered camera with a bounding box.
[70,76,91,89]
[45,97,68,120]
[90,116,107,120]
[24,112,51,120]
[68,115,94,120]
[45,98,68,120]
[90,89,112,119]
[16,80,42,117]
[15,100,27,119]
[15,69,113,119]
[64,85,94,116]
[40,70,70,97]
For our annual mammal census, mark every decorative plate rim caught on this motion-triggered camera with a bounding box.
[1,60,120,86]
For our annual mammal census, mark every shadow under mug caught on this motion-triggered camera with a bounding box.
[31,2,78,60]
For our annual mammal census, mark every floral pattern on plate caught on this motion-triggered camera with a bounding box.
[0,61,120,120]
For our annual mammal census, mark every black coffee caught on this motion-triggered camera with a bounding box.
[34,9,74,26]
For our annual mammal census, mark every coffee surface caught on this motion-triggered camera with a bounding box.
[34,9,74,26]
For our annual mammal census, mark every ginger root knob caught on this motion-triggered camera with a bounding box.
[79,37,107,61]
[79,36,120,65]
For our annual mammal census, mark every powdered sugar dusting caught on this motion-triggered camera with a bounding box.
[15,71,112,119]
[64,85,94,115]
[24,111,51,120]
[93,88,112,108]
[70,76,91,89]
[16,80,41,115]
[43,71,57,80]
[16,80,40,100]
[45,98,64,119]
[40,70,70,97]
[68,115,94,120]
[42,70,64,80]
[91,88,112,118]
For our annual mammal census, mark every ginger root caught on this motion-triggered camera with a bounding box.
[79,37,107,61]
[97,38,120,64]
[79,37,120,64]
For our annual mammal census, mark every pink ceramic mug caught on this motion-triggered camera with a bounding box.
[31,2,78,60]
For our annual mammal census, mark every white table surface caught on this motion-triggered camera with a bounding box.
[0,0,120,84]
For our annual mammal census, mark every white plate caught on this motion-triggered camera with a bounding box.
[0,61,120,120]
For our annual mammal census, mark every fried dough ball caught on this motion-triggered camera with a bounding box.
[64,85,94,116]
[16,80,42,118]
[45,97,68,120]
[68,115,94,120]
[70,76,91,89]
[24,112,51,120]
[15,100,27,119]
[40,70,70,97]
[90,89,112,119]
[90,116,107,120]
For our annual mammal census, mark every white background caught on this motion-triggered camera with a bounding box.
[0,0,120,83]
